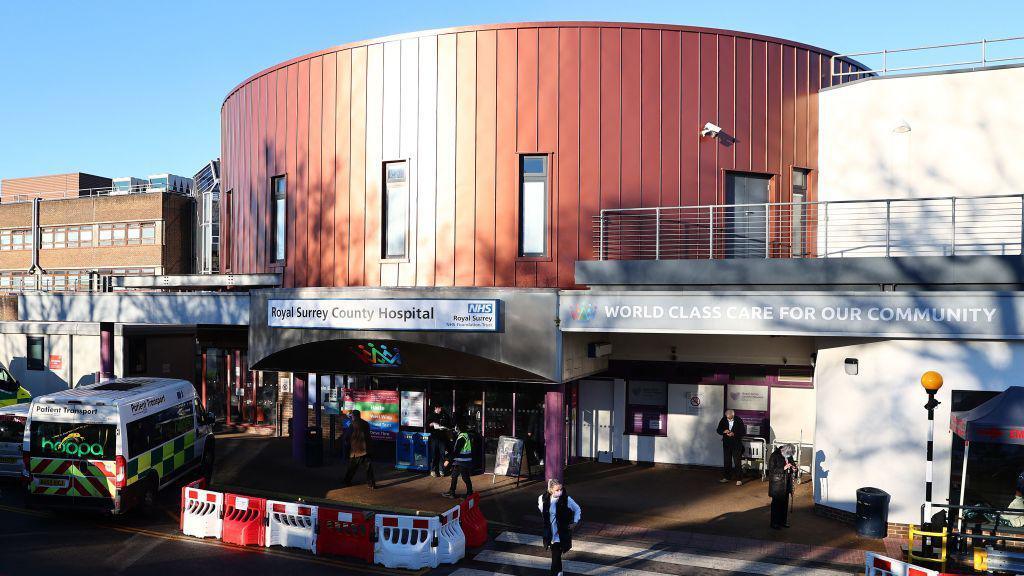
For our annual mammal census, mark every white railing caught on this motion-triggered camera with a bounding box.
[593,194,1024,261]
[1,183,191,204]
[832,36,1024,81]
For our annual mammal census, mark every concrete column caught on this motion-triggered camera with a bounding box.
[544,383,565,482]
[292,372,308,463]
[200,351,207,407]
[99,322,114,380]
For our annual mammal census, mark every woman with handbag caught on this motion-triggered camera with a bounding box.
[538,479,582,576]
[768,444,797,529]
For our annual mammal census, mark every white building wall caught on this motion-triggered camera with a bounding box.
[814,338,1024,524]
[818,66,1024,256]
[0,322,103,396]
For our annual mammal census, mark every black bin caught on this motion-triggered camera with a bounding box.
[856,487,891,538]
[305,426,323,467]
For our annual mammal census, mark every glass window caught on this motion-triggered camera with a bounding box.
[519,155,548,257]
[270,178,285,262]
[27,336,44,371]
[625,380,668,436]
[0,414,24,443]
[382,161,408,259]
[30,421,117,460]
[792,168,810,258]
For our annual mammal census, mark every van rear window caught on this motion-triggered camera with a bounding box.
[30,421,116,460]
[0,416,24,443]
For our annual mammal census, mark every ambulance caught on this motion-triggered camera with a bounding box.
[23,377,216,514]
[0,361,30,408]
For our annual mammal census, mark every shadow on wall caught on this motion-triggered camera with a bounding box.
[815,449,829,504]
[7,356,69,397]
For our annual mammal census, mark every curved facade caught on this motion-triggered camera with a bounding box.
[221,22,864,288]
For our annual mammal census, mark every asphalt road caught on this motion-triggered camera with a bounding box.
[0,478,426,576]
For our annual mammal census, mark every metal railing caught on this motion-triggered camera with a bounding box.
[1,183,191,204]
[593,194,1024,261]
[832,36,1024,81]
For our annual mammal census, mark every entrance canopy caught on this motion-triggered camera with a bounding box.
[951,386,1024,444]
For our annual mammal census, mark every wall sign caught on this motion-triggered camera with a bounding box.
[559,291,1024,340]
[343,389,399,441]
[400,390,425,428]
[268,299,499,332]
[48,355,62,370]
[351,342,402,367]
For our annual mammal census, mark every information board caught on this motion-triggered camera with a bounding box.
[493,435,524,477]
[400,390,425,428]
[343,389,399,441]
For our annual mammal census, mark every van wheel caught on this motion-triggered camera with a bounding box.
[139,477,158,517]
[201,445,215,482]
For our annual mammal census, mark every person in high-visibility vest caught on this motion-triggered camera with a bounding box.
[441,423,473,498]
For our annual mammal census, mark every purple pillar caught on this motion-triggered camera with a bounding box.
[544,384,565,482]
[293,373,308,463]
[99,322,114,381]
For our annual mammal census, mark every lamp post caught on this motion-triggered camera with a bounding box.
[921,371,944,521]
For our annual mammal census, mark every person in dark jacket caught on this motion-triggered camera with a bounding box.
[538,479,582,576]
[716,409,747,485]
[427,404,453,477]
[342,410,376,489]
[768,444,797,529]
[441,423,474,498]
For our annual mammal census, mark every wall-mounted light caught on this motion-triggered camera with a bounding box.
[892,120,912,134]
[844,357,859,376]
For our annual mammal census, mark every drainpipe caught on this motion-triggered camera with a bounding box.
[28,198,45,281]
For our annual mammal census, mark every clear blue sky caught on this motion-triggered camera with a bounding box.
[0,0,1020,183]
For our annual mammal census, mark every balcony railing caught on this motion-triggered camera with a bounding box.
[832,36,1024,81]
[593,194,1024,261]
[1,183,191,204]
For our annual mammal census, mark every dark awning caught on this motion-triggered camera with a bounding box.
[951,386,1024,444]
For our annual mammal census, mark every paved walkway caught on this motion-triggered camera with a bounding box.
[211,433,899,569]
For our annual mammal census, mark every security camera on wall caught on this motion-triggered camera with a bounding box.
[700,122,722,138]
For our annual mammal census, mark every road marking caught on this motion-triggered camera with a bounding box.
[0,503,52,518]
[491,532,855,576]
[105,532,164,574]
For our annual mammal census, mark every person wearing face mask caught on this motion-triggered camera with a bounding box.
[538,479,582,576]
[768,444,798,529]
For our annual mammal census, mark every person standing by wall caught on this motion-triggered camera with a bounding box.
[427,404,453,477]
[716,409,746,486]
[768,444,798,529]
[442,423,474,498]
[342,410,376,490]
[538,479,582,576]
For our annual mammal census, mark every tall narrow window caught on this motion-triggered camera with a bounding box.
[792,169,810,258]
[27,336,44,371]
[271,176,287,262]
[382,161,409,259]
[519,155,549,257]
[223,190,232,271]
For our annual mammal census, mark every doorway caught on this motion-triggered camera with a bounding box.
[725,172,772,258]
[578,379,615,462]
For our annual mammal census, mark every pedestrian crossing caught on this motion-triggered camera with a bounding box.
[448,531,861,576]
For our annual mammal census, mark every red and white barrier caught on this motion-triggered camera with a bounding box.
[317,507,375,563]
[222,494,267,547]
[865,552,942,576]
[460,492,488,548]
[436,504,466,565]
[180,482,223,540]
[374,514,439,570]
[266,499,317,553]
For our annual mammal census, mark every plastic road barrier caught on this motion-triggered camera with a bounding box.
[374,514,439,569]
[865,552,942,576]
[222,493,267,547]
[180,481,223,539]
[435,504,466,565]
[317,507,375,563]
[265,499,317,553]
[460,492,488,548]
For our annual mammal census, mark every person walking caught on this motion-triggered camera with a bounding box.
[716,409,747,485]
[427,404,453,477]
[538,479,582,576]
[342,410,376,490]
[768,444,797,529]
[441,424,474,498]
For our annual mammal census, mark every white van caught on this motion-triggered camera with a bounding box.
[23,377,215,514]
[0,403,28,478]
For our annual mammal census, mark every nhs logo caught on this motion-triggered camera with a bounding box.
[468,302,495,314]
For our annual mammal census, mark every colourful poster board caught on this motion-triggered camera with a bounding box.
[344,389,399,441]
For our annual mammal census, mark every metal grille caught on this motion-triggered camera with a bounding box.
[593,194,1024,261]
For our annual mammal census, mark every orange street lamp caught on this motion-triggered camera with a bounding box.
[921,371,943,522]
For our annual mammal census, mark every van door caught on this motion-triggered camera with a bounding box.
[28,421,117,502]
[0,413,26,476]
